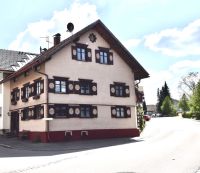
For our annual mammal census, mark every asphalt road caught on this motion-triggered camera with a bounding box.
[0,116,200,173]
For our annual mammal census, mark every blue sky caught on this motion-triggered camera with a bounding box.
[1,0,200,104]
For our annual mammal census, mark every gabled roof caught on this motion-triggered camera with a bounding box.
[0,49,38,71]
[1,19,149,83]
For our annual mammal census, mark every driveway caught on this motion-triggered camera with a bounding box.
[0,117,200,173]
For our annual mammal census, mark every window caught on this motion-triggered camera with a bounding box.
[80,106,91,118]
[21,108,29,121]
[95,47,113,65]
[77,48,86,61]
[74,79,97,95]
[115,85,124,97]
[55,104,68,118]
[55,80,67,93]
[80,82,90,94]
[100,51,108,64]
[36,81,41,95]
[11,88,20,105]
[111,106,131,118]
[34,105,44,119]
[21,84,30,102]
[71,43,92,62]
[25,86,29,99]
[31,78,44,99]
[116,107,125,117]
[110,82,130,97]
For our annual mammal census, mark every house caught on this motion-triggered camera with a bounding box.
[0,20,149,142]
[0,49,37,134]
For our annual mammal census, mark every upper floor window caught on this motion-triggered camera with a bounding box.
[74,79,97,95]
[55,104,68,118]
[111,106,131,118]
[48,104,98,118]
[31,78,44,99]
[55,80,67,93]
[21,83,30,102]
[11,88,20,105]
[71,43,92,62]
[110,82,130,97]
[95,47,113,65]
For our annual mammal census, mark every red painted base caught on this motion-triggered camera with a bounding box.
[19,128,140,143]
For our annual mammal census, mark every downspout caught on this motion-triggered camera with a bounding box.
[34,67,50,142]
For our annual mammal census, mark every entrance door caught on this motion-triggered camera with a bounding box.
[10,111,19,136]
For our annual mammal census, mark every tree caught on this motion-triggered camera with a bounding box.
[161,96,175,116]
[178,72,200,97]
[190,81,200,119]
[178,94,189,116]
[157,81,171,112]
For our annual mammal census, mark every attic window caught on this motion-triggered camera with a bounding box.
[71,43,92,62]
[95,47,113,65]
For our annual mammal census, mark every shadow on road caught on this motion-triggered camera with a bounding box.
[0,136,143,158]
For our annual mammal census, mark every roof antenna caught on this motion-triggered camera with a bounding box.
[67,22,74,33]
[40,36,52,49]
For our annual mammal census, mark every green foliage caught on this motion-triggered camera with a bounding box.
[137,105,145,131]
[161,96,175,116]
[157,82,171,112]
[190,81,200,119]
[178,94,190,114]
[182,112,192,118]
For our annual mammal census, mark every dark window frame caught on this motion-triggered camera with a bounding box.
[71,43,92,62]
[110,82,130,97]
[95,47,113,65]
[54,104,68,118]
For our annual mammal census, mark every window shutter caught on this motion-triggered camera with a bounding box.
[68,106,75,118]
[108,52,113,65]
[48,79,55,93]
[30,83,36,97]
[21,87,25,100]
[40,105,44,119]
[48,105,55,118]
[74,106,80,117]
[124,85,130,97]
[16,89,20,101]
[21,110,25,121]
[71,46,77,60]
[110,84,116,96]
[92,106,98,118]
[40,79,44,93]
[126,107,131,118]
[91,82,97,95]
[95,50,100,63]
[87,48,92,62]
[68,80,74,94]
[10,91,14,102]
[74,81,80,94]
[111,107,116,118]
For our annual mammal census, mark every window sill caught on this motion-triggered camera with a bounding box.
[22,98,28,102]
[11,101,17,105]
[33,95,40,100]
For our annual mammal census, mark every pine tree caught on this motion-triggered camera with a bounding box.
[157,81,171,113]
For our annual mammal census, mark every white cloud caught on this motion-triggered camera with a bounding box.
[144,18,200,57]
[142,59,200,105]
[8,2,99,53]
[123,38,142,49]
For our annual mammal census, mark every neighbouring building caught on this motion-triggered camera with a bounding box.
[0,49,37,134]
[0,20,149,142]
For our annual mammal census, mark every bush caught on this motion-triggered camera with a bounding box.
[182,112,192,118]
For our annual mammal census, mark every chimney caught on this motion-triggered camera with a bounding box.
[53,33,61,46]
